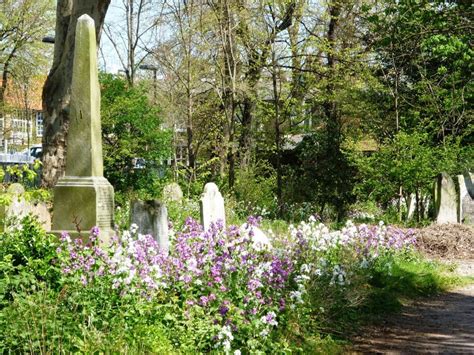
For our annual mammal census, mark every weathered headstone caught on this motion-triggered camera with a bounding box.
[406,194,430,220]
[435,172,457,224]
[240,223,272,251]
[31,202,52,231]
[0,184,28,231]
[51,15,114,242]
[163,182,183,202]
[0,184,51,231]
[8,183,25,196]
[130,200,169,252]
[200,182,225,230]
[457,172,474,224]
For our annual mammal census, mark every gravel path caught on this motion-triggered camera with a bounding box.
[349,260,474,354]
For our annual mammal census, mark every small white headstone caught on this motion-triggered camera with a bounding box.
[200,182,225,230]
[406,194,416,220]
[240,223,272,251]
[131,200,169,252]
[435,172,458,224]
[7,183,25,196]
[1,184,31,229]
[31,203,52,232]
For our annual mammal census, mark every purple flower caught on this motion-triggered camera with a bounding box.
[219,305,229,316]
[247,215,262,227]
[90,226,100,239]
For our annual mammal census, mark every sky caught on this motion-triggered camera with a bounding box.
[99,0,124,74]
[99,0,162,75]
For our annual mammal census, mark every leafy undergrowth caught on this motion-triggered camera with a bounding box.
[0,216,466,353]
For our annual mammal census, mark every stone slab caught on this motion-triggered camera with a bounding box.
[457,173,474,224]
[435,172,458,224]
[200,182,225,230]
[131,199,169,252]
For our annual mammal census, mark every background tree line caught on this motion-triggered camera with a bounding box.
[2,0,471,222]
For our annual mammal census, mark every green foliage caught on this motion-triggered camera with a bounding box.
[166,199,200,230]
[350,132,466,217]
[177,157,220,198]
[0,217,468,353]
[0,163,50,204]
[288,132,356,221]
[100,73,172,195]
[5,160,41,185]
[232,162,277,219]
[0,216,60,308]
[365,0,472,142]
[362,252,464,317]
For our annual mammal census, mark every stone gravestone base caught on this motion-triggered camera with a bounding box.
[52,176,114,241]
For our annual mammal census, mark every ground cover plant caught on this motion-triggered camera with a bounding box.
[0,216,464,353]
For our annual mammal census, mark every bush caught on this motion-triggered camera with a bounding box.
[232,163,277,219]
[0,216,60,307]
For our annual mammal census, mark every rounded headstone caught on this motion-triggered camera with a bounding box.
[163,183,183,202]
[7,183,25,196]
[200,182,226,229]
[240,223,272,251]
[31,202,52,231]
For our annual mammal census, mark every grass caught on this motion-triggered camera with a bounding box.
[300,252,472,353]
[358,253,469,320]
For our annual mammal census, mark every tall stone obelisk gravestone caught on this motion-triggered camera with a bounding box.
[52,15,114,241]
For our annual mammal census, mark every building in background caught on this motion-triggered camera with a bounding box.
[0,75,45,153]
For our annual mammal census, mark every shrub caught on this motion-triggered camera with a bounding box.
[0,216,60,307]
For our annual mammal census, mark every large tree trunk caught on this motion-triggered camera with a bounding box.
[41,0,110,188]
[324,1,344,221]
[324,1,341,146]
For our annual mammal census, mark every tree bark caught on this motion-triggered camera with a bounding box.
[324,1,341,146]
[324,1,345,221]
[41,0,111,188]
[272,49,283,217]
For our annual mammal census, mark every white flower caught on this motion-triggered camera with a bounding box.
[130,223,139,234]
[290,290,304,303]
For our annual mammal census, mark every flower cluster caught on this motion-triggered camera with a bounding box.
[58,217,294,351]
[285,217,417,303]
[57,227,168,298]
[57,216,416,352]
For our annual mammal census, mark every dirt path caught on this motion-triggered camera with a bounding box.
[349,260,474,354]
